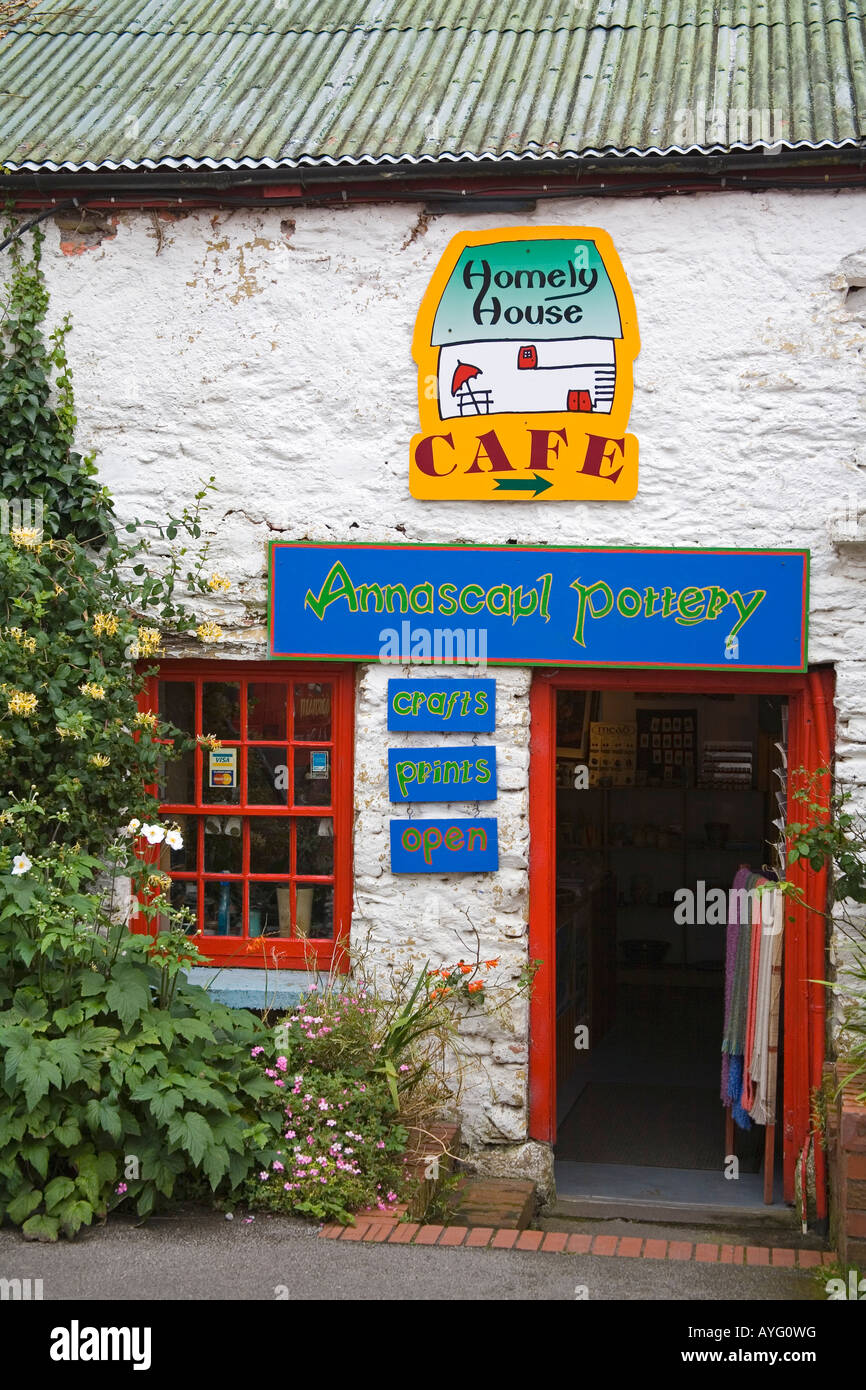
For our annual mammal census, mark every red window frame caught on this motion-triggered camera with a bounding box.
[133,660,354,971]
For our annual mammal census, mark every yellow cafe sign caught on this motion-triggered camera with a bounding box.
[410,226,640,502]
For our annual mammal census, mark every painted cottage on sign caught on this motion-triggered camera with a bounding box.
[432,236,624,420]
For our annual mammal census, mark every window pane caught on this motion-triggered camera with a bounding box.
[249,817,291,875]
[247,746,289,806]
[249,883,287,938]
[158,814,197,872]
[202,682,241,741]
[203,816,242,873]
[161,746,195,805]
[297,817,334,875]
[294,747,332,806]
[297,884,334,940]
[160,681,195,736]
[202,880,243,936]
[202,747,241,805]
[170,879,198,935]
[248,683,287,741]
[293,683,332,741]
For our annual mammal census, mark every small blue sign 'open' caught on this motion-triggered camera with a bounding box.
[388,746,497,802]
[390,818,499,873]
[387,679,496,731]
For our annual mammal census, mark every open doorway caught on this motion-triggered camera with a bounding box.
[551,686,788,1212]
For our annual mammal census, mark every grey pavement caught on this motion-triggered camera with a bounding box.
[0,1209,824,1301]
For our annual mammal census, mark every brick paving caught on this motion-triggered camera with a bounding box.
[318,1218,836,1267]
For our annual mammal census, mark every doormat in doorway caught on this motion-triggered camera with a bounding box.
[556,1083,763,1172]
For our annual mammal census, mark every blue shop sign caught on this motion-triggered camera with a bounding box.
[269,542,808,672]
[388,746,497,802]
[389,818,499,873]
[388,679,496,731]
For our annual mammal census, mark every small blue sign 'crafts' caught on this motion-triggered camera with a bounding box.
[388,746,497,802]
[390,818,499,873]
[388,678,496,731]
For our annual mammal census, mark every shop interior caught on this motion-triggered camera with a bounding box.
[554,688,787,1212]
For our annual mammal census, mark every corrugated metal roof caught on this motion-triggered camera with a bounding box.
[2,1,865,173]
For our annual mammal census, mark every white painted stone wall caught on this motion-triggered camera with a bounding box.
[38,191,866,1172]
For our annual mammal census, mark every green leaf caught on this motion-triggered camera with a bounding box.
[6,1187,42,1225]
[105,964,152,1032]
[43,1176,76,1212]
[57,1198,94,1238]
[22,1213,60,1242]
[167,1111,213,1166]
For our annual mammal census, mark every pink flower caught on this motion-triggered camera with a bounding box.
[276,1056,288,1072]
[326,1119,336,1126]
[399,1064,410,1073]
[115,1183,127,1195]
[259,1170,268,1180]
[272,1160,284,1172]
[387,1191,397,1202]
[251,1046,264,1057]
[274,1079,285,1087]
[376,1140,385,1149]
[318,1099,329,1111]
[286,1130,296,1139]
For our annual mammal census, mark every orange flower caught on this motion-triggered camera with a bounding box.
[458,963,473,975]
[467,981,484,994]
[484,958,500,968]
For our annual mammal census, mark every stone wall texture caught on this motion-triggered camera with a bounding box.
[38,191,866,1155]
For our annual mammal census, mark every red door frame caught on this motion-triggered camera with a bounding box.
[528,666,834,1212]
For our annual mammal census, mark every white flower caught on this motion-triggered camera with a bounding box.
[126,818,141,834]
[141,824,166,845]
[11,853,32,876]
[164,828,184,850]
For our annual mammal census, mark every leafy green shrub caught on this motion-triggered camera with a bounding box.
[0,821,287,1240]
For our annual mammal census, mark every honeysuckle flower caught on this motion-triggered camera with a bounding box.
[7,689,38,716]
[196,621,224,643]
[208,573,231,593]
[89,754,110,768]
[80,682,106,700]
[11,853,32,876]
[164,828,184,850]
[10,526,41,550]
[92,613,120,636]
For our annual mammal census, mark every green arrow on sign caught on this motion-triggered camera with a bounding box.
[492,473,553,497]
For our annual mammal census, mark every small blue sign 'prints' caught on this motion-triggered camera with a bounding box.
[388,746,497,802]
[388,679,495,731]
[390,818,499,873]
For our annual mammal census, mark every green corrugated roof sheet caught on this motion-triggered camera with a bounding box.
[1,1,865,172]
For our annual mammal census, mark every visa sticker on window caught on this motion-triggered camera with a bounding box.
[209,748,238,789]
